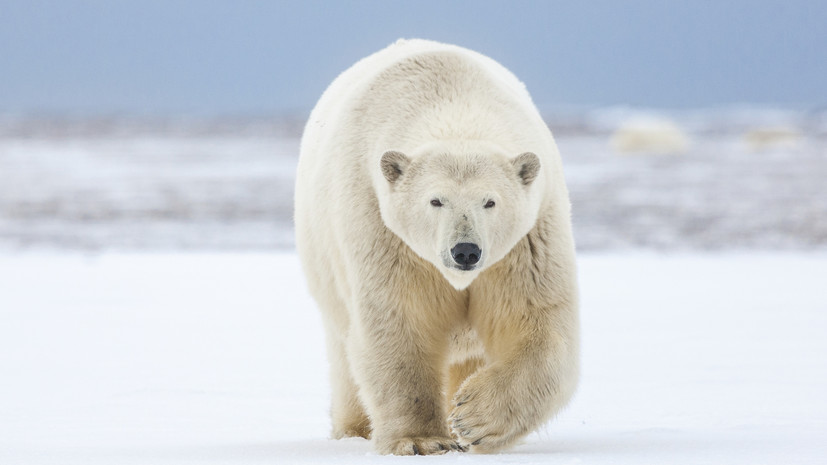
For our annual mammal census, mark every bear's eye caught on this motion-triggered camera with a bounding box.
[484,200,496,209]
[430,199,443,207]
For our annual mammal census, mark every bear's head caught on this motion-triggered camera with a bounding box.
[377,141,543,290]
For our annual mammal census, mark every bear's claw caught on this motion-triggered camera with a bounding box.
[381,436,466,455]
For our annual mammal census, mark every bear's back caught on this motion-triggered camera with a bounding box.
[300,39,540,170]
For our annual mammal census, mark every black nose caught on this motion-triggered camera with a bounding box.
[451,242,481,267]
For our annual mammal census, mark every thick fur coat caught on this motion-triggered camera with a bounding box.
[295,39,579,455]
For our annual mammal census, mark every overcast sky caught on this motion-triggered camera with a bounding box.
[1,0,825,116]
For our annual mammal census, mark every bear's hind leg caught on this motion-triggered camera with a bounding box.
[327,335,371,439]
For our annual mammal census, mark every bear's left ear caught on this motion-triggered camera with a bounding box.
[380,150,411,184]
[512,152,540,186]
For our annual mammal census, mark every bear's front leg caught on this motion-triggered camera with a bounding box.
[449,298,579,453]
[346,299,465,455]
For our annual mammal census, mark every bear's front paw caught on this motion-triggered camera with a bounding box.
[376,436,466,455]
[448,370,540,453]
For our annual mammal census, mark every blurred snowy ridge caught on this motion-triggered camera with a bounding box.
[1,107,825,252]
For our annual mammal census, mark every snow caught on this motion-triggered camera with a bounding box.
[2,252,825,464]
[0,133,299,250]
[1,111,824,462]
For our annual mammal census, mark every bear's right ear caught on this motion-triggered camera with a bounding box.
[380,150,411,184]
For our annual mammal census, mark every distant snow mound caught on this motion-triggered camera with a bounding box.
[743,126,802,151]
[610,118,690,154]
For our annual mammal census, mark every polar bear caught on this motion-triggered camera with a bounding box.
[295,39,579,455]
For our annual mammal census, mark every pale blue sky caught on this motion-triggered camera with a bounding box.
[1,0,825,115]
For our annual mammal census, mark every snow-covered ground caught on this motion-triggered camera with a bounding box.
[1,112,825,462]
[1,252,825,464]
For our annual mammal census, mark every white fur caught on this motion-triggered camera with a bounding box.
[295,39,579,455]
